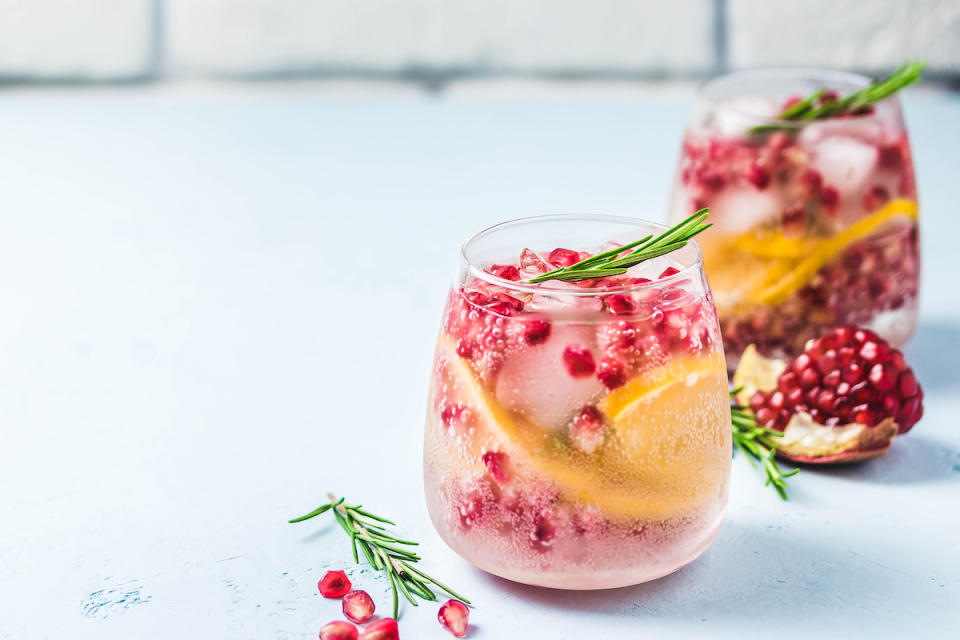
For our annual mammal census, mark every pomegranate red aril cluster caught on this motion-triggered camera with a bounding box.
[749,327,923,433]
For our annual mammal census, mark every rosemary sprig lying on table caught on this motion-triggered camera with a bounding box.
[290,493,470,619]
[731,389,798,500]
[527,209,712,284]
[750,60,927,134]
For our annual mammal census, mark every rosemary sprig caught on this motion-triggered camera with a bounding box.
[289,493,470,619]
[527,209,712,284]
[730,389,798,500]
[750,60,927,134]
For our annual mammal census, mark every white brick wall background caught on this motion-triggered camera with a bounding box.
[0,0,958,83]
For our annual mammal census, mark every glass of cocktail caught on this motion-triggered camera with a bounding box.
[423,214,730,589]
[669,67,921,369]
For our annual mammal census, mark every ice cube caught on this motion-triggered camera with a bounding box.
[806,135,878,198]
[709,96,781,137]
[705,186,782,234]
[495,324,604,431]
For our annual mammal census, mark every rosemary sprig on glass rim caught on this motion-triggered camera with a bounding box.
[526,209,712,284]
[749,60,927,134]
[289,493,470,619]
[731,389,799,500]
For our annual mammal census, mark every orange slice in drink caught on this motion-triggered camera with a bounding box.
[432,336,729,519]
[703,198,918,312]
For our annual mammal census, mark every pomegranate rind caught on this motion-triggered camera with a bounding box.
[732,344,900,465]
[777,412,897,464]
[731,344,786,402]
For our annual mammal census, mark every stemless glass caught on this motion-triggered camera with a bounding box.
[668,69,920,369]
[423,215,731,589]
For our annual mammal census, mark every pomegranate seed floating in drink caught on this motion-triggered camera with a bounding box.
[668,64,925,369]
[425,213,731,589]
[733,326,924,463]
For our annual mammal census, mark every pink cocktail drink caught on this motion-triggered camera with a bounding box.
[669,69,920,368]
[424,215,730,589]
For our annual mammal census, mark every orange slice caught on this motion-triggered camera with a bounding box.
[754,198,918,306]
[431,337,730,519]
[702,198,918,312]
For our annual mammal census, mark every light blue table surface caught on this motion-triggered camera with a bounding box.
[1,82,957,639]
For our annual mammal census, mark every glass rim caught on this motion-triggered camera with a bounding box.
[460,213,705,297]
[696,67,890,129]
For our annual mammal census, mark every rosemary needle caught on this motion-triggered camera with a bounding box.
[527,209,712,284]
[289,493,470,619]
[730,389,799,500]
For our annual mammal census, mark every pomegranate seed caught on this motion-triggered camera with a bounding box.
[701,170,725,190]
[482,451,511,484]
[605,294,637,315]
[359,618,399,640]
[318,571,352,598]
[548,248,579,267]
[456,339,474,359]
[487,264,520,281]
[862,185,890,211]
[879,144,903,169]
[842,362,864,384]
[522,318,551,345]
[750,392,766,412]
[822,369,841,387]
[819,89,839,104]
[816,349,838,374]
[817,389,836,412]
[837,346,857,367]
[562,344,596,378]
[882,395,901,417]
[596,357,627,389]
[755,407,776,426]
[869,363,897,390]
[799,367,820,389]
[786,387,803,405]
[492,292,524,312]
[745,163,771,190]
[898,370,918,397]
[342,590,375,625]
[800,169,823,193]
[820,185,840,212]
[320,620,359,640]
[530,513,556,551]
[438,599,470,638]
[520,248,549,274]
[781,95,802,111]
[571,405,606,453]
[782,204,806,233]
[464,290,490,307]
[488,300,518,316]
[778,370,799,391]
[769,390,785,410]
[793,353,812,374]
[659,266,681,279]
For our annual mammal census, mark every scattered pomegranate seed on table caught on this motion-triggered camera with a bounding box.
[318,570,352,598]
[319,620,359,640]
[342,590,376,624]
[438,599,471,637]
[358,617,400,640]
